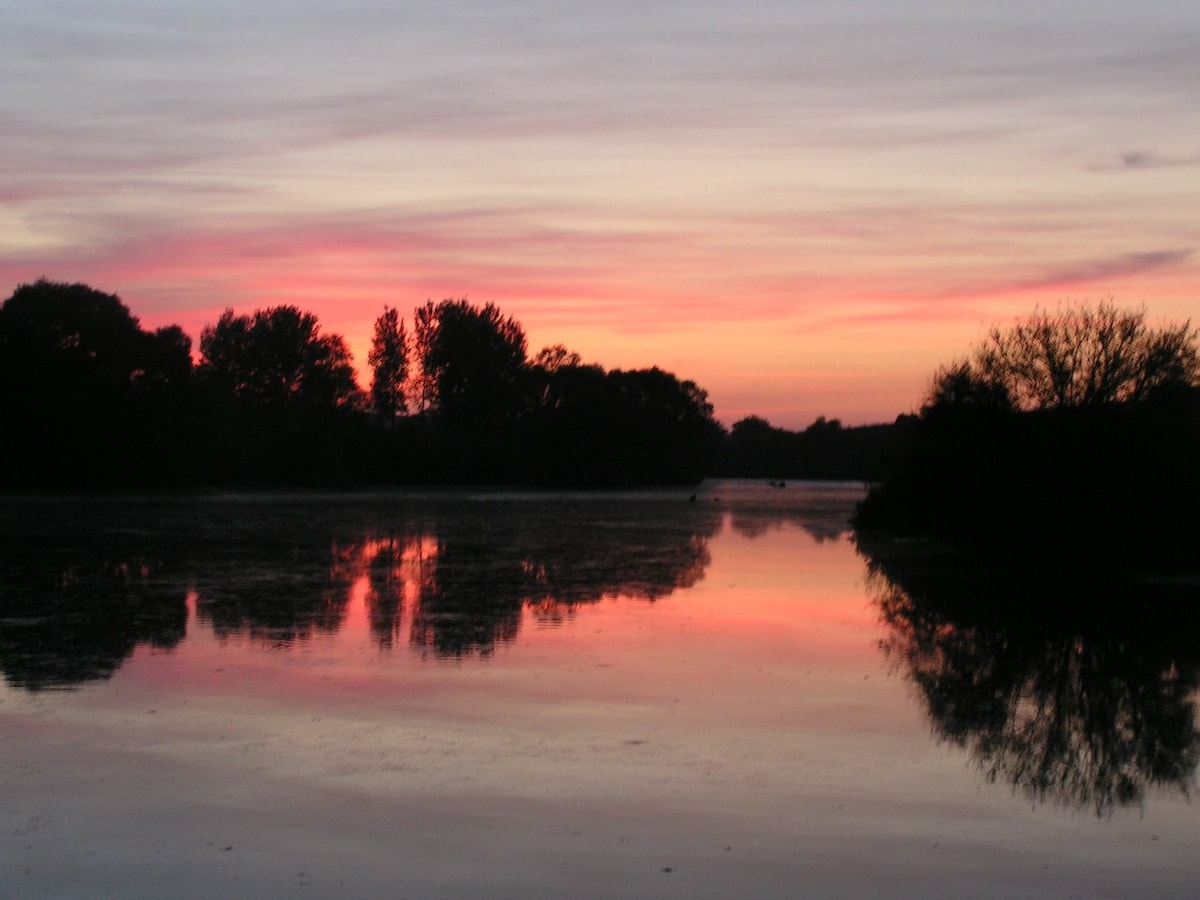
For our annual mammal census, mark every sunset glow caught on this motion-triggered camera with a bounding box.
[4,1,1197,427]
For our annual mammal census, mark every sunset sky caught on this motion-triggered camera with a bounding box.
[3,1,1198,427]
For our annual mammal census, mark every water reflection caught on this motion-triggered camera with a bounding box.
[861,538,1200,815]
[0,493,730,687]
[0,560,185,691]
[0,502,188,690]
[350,501,720,657]
[194,536,362,646]
[710,480,856,542]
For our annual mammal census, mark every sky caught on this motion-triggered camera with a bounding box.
[3,0,1198,428]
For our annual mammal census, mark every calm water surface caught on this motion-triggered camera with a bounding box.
[1,481,1197,898]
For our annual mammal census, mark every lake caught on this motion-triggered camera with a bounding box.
[1,481,1197,898]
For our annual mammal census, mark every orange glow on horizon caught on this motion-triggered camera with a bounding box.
[12,222,1198,431]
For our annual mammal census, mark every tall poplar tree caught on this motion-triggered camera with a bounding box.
[368,306,409,418]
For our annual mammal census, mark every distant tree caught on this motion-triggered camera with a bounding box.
[419,299,528,427]
[805,415,842,434]
[720,415,784,477]
[368,306,409,418]
[718,415,891,481]
[730,415,777,437]
[198,306,362,411]
[929,301,1198,413]
[533,344,583,373]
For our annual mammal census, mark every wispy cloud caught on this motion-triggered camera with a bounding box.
[1008,249,1193,292]
[4,1,1199,429]
[910,249,1195,306]
[1095,151,1200,172]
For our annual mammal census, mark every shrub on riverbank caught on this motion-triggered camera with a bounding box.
[854,304,1200,563]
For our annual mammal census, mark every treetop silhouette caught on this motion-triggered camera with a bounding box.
[856,301,1200,561]
[368,306,409,418]
[1,281,728,487]
[199,305,362,412]
[926,301,1198,414]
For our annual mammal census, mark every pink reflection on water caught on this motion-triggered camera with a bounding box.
[6,487,1198,899]
[128,509,886,744]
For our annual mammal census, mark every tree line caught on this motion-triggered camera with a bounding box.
[719,415,892,481]
[13,279,1185,506]
[0,279,741,488]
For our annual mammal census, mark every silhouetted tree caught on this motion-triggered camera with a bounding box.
[533,344,583,372]
[719,415,891,481]
[0,279,195,486]
[598,367,724,484]
[930,301,1197,413]
[419,298,528,428]
[2,281,732,488]
[724,415,789,476]
[856,302,1200,558]
[368,305,409,419]
[799,416,845,478]
[138,325,194,390]
[198,306,362,412]
[0,279,145,385]
[517,357,612,483]
[922,360,1014,414]
[196,306,364,485]
[409,301,438,414]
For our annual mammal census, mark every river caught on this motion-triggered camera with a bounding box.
[1,481,1196,898]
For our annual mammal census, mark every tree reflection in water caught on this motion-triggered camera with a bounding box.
[0,494,727,685]
[362,500,722,657]
[193,537,361,646]
[0,562,185,691]
[0,500,188,690]
[724,481,855,542]
[861,539,1200,815]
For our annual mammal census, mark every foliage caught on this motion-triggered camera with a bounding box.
[515,363,724,485]
[0,279,196,486]
[195,306,365,485]
[533,344,583,372]
[921,360,1013,414]
[199,306,362,412]
[408,301,438,413]
[597,367,722,484]
[926,301,1198,414]
[857,302,1200,561]
[2,281,727,488]
[368,306,409,417]
[0,279,155,402]
[718,414,892,481]
[418,298,528,428]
